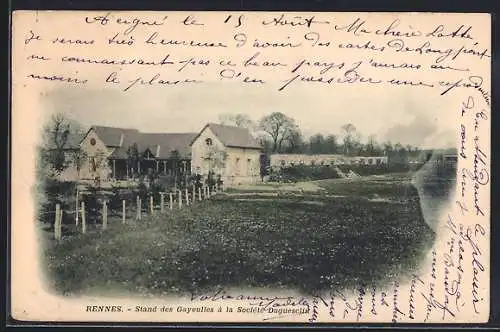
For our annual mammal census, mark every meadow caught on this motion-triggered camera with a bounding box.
[42,173,436,297]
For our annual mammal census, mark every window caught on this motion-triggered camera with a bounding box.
[311,160,316,166]
[280,160,286,166]
[368,158,373,165]
[376,158,381,165]
[90,138,96,146]
[235,157,240,174]
[205,138,213,146]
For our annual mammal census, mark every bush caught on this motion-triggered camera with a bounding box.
[150,181,166,202]
[337,164,410,176]
[108,186,123,213]
[82,186,101,225]
[205,171,217,188]
[38,179,77,225]
[188,173,203,190]
[269,165,342,182]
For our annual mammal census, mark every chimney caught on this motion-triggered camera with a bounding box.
[119,133,124,147]
[156,145,161,158]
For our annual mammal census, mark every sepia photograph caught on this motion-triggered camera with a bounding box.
[37,95,455,298]
[11,11,490,323]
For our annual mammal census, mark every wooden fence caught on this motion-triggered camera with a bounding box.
[52,184,221,241]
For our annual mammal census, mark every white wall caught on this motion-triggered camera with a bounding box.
[191,127,261,186]
[224,147,261,186]
[191,127,226,176]
[79,129,112,180]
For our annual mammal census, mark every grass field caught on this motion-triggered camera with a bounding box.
[42,173,436,297]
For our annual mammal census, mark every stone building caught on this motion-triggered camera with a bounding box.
[190,123,262,186]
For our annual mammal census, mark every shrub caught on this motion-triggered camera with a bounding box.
[38,178,77,225]
[188,173,203,190]
[269,165,342,182]
[82,186,101,225]
[205,171,217,188]
[337,164,410,176]
[150,181,166,202]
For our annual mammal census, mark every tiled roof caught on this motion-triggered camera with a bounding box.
[192,123,262,150]
[90,125,196,160]
[137,133,197,159]
[90,123,261,160]
[108,147,129,159]
[90,125,140,147]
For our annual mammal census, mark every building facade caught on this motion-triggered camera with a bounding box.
[78,126,196,181]
[190,123,262,186]
[54,123,262,187]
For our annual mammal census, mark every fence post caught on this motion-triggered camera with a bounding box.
[150,195,154,215]
[169,192,173,210]
[59,209,64,237]
[178,190,182,208]
[122,200,126,224]
[139,198,142,220]
[75,187,79,226]
[135,196,141,220]
[208,186,211,197]
[185,188,189,206]
[192,185,196,204]
[160,193,165,213]
[81,201,86,234]
[136,196,140,220]
[54,204,61,240]
[103,201,108,230]
[198,187,202,201]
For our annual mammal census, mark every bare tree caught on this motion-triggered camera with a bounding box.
[325,134,339,154]
[219,113,254,130]
[126,143,141,178]
[341,123,357,155]
[309,133,325,154]
[285,128,304,153]
[366,134,377,156]
[382,141,393,156]
[259,112,297,153]
[40,112,83,172]
[70,149,88,178]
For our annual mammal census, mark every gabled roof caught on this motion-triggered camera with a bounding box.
[191,123,262,150]
[106,131,197,160]
[84,125,141,147]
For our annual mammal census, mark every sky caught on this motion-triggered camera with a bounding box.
[40,82,457,149]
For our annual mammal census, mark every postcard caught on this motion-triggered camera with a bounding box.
[10,11,490,323]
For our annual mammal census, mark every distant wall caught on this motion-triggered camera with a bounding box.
[270,154,388,169]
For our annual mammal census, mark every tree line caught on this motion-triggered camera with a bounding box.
[218,112,423,157]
